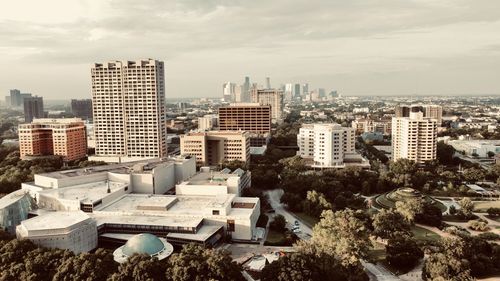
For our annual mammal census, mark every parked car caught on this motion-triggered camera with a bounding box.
[294,220,300,226]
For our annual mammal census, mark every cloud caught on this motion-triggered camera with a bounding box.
[1,0,500,98]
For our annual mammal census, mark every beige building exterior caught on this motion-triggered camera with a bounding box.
[395,104,443,125]
[198,115,218,131]
[250,89,284,123]
[298,123,356,167]
[180,131,250,166]
[351,118,391,135]
[392,111,438,164]
[91,59,166,162]
[19,118,87,161]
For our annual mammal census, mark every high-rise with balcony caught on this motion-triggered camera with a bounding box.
[91,59,166,162]
[250,88,284,123]
[392,111,438,164]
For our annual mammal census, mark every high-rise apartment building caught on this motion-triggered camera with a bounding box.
[91,59,166,162]
[71,99,93,120]
[250,88,284,123]
[298,123,356,168]
[23,96,44,123]
[18,118,87,161]
[395,104,442,125]
[5,89,32,108]
[392,111,437,164]
[180,131,250,166]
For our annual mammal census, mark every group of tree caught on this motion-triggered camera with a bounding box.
[261,209,371,281]
[0,232,244,281]
[423,235,500,280]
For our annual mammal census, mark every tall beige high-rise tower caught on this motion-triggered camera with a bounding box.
[91,59,166,161]
[392,111,437,164]
[250,88,284,123]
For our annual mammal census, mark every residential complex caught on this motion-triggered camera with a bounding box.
[198,114,218,131]
[250,88,284,123]
[18,118,88,161]
[71,99,93,120]
[180,131,250,166]
[23,96,44,122]
[351,118,391,135]
[298,123,367,168]
[91,59,167,162]
[395,104,443,125]
[392,111,438,164]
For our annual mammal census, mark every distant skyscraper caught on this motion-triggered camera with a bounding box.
[23,96,44,122]
[71,99,93,120]
[250,88,284,123]
[265,77,271,89]
[223,82,236,102]
[302,83,309,96]
[241,76,251,102]
[6,89,32,108]
[318,88,326,97]
[91,59,167,161]
[284,83,293,101]
[392,111,437,164]
[293,84,301,98]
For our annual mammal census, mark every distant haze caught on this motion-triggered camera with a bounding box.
[1,0,500,99]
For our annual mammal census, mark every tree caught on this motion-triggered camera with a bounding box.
[372,209,410,239]
[386,235,423,269]
[437,141,455,165]
[261,252,322,281]
[302,190,332,217]
[53,249,117,281]
[389,159,418,186]
[462,168,485,183]
[458,197,474,217]
[269,214,287,232]
[422,237,474,281]
[109,254,167,281]
[415,201,443,227]
[468,220,489,231]
[395,198,424,224]
[166,243,244,281]
[486,207,500,217]
[298,209,371,267]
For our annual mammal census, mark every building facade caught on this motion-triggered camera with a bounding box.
[91,59,166,161]
[23,96,44,123]
[298,123,356,167]
[395,104,443,125]
[392,111,438,164]
[250,89,284,123]
[18,118,87,161]
[198,115,218,131]
[180,131,250,166]
[71,99,93,120]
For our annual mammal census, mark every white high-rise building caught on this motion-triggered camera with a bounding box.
[298,123,355,167]
[392,111,438,164]
[198,114,218,131]
[250,88,284,123]
[91,59,166,162]
[223,82,236,102]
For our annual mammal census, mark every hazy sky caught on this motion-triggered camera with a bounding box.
[1,0,500,99]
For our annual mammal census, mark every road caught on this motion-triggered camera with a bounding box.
[265,189,313,240]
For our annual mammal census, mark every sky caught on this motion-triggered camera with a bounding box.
[1,0,500,99]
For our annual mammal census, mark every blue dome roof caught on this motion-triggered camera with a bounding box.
[122,233,165,256]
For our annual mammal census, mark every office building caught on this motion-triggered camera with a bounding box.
[395,104,443,125]
[294,84,301,98]
[91,59,167,162]
[180,131,250,166]
[218,103,271,146]
[240,76,251,103]
[265,77,271,89]
[250,88,284,123]
[18,118,87,161]
[71,99,93,120]
[5,89,32,108]
[23,96,44,122]
[392,111,438,164]
[223,82,236,102]
[198,115,218,131]
[298,123,357,168]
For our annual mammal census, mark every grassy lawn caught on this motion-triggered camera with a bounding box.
[265,230,285,243]
[293,212,319,228]
[473,201,500,212]
[411,226,441,242]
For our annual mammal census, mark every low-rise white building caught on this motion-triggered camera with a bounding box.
[176,167,251,196]
[448,140,500,158]
[16,211,97,254]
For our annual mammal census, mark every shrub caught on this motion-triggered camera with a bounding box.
[467,219,489,232]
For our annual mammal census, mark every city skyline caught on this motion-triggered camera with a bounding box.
[2,1,500,99]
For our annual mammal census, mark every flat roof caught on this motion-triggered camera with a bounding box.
[167,225,223,242]
[91,213,203,229]
[38,181,127,204]
[21,211,90,231]
[36,157,191,179]
[182,171,239,186]
[0,189,30,209]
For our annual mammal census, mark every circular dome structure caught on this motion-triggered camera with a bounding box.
[373,188,446,213]
[113,233,174,263]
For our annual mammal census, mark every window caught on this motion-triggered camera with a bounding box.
[212,210,220,215]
